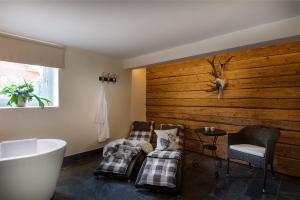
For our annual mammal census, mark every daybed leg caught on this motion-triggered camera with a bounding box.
[177,194,182,198]
[249,163,253,169]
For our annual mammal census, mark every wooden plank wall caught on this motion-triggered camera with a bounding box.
[146,40,300,177]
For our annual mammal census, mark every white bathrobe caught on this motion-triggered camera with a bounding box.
[96,85,110,142]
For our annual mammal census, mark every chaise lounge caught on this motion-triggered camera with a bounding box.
[135,123,185,194]
[94,121,155,180]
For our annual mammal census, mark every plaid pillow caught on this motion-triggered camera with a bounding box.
[128,131,151,141]
[128,121,154,142]
[132,121,152,131]
[137,157,178,188]
[148,150,182,160]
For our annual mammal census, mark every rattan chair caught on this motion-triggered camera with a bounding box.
[227,125,280,193]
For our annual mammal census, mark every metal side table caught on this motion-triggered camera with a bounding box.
[193,128,226,178]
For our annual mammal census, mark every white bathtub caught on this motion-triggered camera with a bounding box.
[0,139,66,200]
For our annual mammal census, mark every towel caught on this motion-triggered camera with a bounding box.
[96,85,110,142]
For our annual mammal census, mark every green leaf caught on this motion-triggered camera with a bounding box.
[1,80,52,108]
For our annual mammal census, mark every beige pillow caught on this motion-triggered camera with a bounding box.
[155,128,180,151]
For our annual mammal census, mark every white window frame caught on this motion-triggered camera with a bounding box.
[0,62,59,109]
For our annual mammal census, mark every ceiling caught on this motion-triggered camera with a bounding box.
[0,1,300,59]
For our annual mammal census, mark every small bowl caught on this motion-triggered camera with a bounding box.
[210,127,215,132]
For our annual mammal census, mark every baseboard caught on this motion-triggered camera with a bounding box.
[63,148,103,167]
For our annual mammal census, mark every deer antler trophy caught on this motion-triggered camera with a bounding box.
[206,56,233,98]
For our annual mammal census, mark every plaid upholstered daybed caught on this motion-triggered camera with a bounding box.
[135,124,185,194]
[94,121,155,179]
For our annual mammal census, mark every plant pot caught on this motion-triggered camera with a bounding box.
[17,96,27,107]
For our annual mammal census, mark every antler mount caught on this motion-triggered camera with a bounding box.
[206,56,233,98]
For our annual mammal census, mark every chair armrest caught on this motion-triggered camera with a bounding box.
[228,133,244,146]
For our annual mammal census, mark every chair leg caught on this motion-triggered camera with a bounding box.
[226,158,230,176]
[262,164,267,193]
[271,162,275,178]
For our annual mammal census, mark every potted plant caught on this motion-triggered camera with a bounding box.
[0,81,52,109]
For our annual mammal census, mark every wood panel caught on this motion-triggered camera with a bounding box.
[146,40,300,177]
[147,75,300,92]
[147,107,300,121]
[146,98,300,109]
[147,53,300,80]
[147,87,300,99]
[147,63,300,86]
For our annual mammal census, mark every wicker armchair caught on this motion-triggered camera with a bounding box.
[227,125,280,193]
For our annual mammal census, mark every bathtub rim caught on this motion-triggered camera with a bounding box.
[0,139,67,162]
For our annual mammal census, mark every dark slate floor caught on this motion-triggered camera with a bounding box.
[54,152,300,200]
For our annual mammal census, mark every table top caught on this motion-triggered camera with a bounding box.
[195,128,226,136]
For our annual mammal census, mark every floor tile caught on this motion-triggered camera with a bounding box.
[54,152,299,200]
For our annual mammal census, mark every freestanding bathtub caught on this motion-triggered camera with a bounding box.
[0,139,66,200]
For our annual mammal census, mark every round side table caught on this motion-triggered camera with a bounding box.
[193,128,226,178]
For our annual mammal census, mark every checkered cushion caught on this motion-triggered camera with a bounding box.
[128,121,154,142]
[148,150,182,160]
[137,157,178,188]
[128,131,151,141]
[98,156,131,174]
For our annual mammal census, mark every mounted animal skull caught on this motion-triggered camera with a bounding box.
[206,56,233,98]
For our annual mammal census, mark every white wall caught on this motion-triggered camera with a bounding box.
[0,48,132,156]
[130,68,146,121]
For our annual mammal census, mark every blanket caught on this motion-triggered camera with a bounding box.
[98,139,153,174]
[103,138,153,157]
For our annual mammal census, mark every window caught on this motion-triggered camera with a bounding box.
[0,60,59,108]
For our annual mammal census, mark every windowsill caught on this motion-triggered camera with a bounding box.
[0,106,59,110]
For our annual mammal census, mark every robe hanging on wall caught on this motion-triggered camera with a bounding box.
[96,85,110,142]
